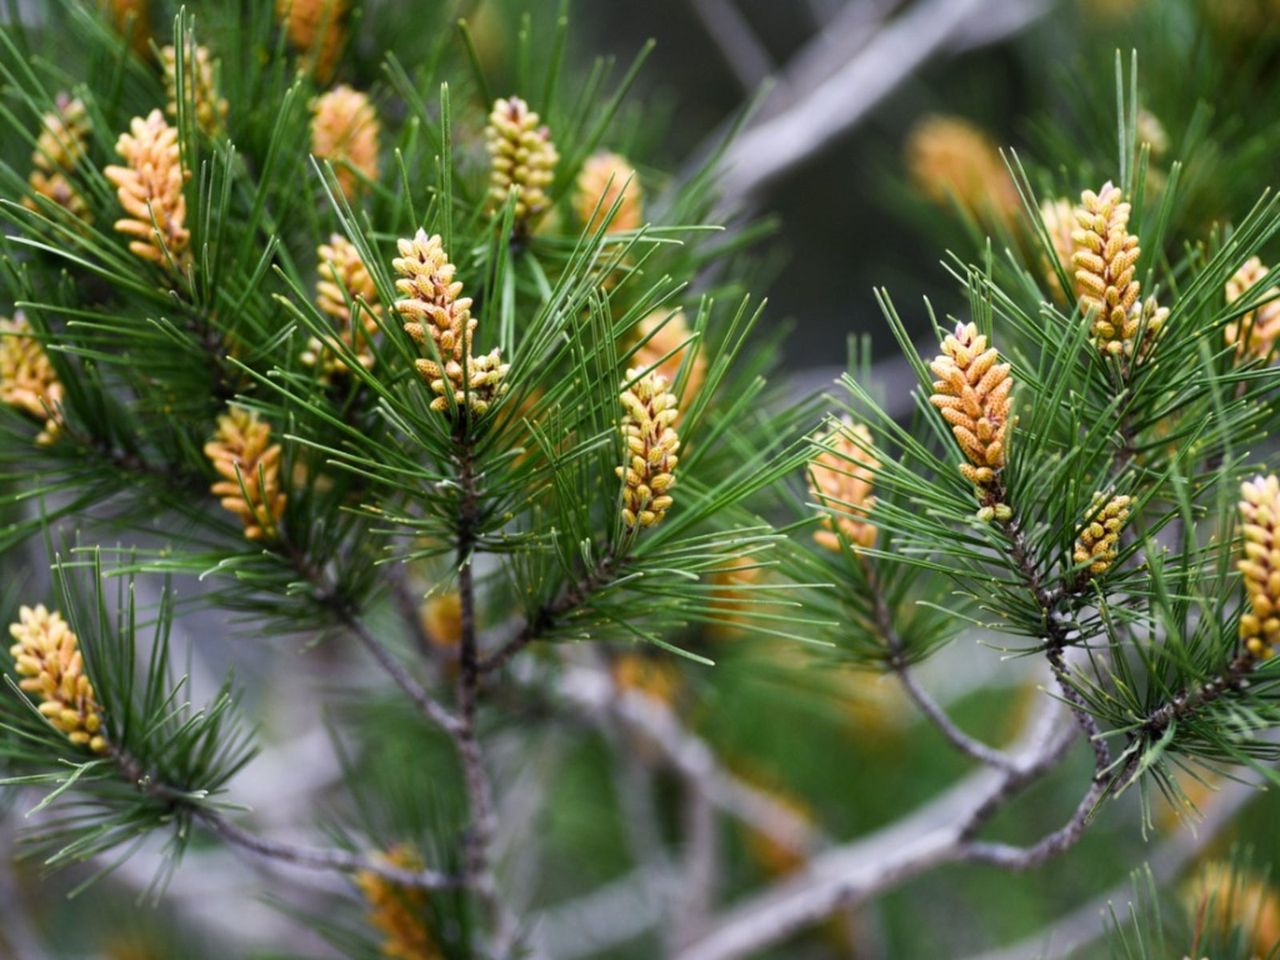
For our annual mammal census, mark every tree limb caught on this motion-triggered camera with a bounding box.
[958,776,1108,870]
[551,662,822,857]
[714,0,1045,200]
[200,809,461,890]
[477,555,614,673]
[867,559,1018,771]
[673,789,720,950]
[453,439,506,941]
[672,695,1076,960]
[961,763,1268,960]
[340,607,463,736]
[893,662,1020,770]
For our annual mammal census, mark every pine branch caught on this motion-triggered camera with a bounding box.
[674,789,720,949]
[1139,651,1258,738]
[552,662,822,857]
[1001,505,1114,780]
[712,0,1045,200]
[337,603,462,736]
[200,810,460,890]
[108,742,460,891]
[452,431,511,946]
[477,553,615,673]
[959,757,1272,960]
[686,0,774,94]
[276,540,463,736]
[1046,644,1113,779]
[958,776,1108,870]
[892,659,1019,771]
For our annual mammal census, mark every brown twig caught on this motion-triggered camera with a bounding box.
[959,776,1109,870]
[283,541,461,737]
[477,554,615,673]
[672,696,1076,960]
[452,435,508,941]
[200,810,460,890]
[1141,651,1258,737]
[109,745,460,891]
[338,604,462,736]
[866,559,1017,771]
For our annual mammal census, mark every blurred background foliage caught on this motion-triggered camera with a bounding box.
[582,0,1280,368]
[4,1,1280,959]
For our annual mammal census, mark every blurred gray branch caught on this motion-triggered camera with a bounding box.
[674,692,1078,960]
[963,768,1267,960]
[551,661,823,855]
[698,0,1052,202]
[687,0,775,93]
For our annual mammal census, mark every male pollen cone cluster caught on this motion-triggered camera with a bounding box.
[104,109,190,271]
[709,554,765,635]
[393,229,508,415]
[419,591,462,650]
[302,234,381,380]
[612,652,681,706]
[1238,474,1280,659]
[1225,256,1280,361]
[1073,493,1131,576]
[161,43,228,136]
[631,309,706,407]
[1039,198,1076,299]
[99,0,150,55]
[1182,861,1280,956]
[24,93,91,221]
[276,0,348,83]
[204,406,287,541]
[0,313,65,446]
[904,114,1019,227]
[808,420,878,552]
[928,322,1014,520]
[310,85,380,201]
[574,150,643,234]
[8,604,108,754]
[484,96,558,227]
[1071,182,1152,356]
[355,845,442,960]
[617,369,680,530]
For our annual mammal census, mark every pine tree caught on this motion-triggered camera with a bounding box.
[2,3,1280,959]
